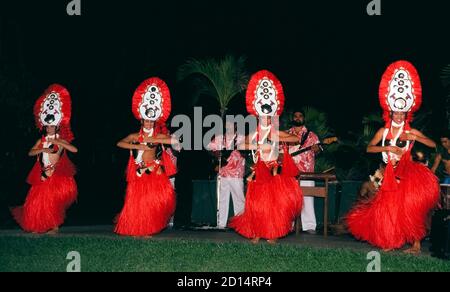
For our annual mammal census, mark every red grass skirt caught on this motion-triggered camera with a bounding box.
[346,155,439,249]
[114,170,176,237]
[229,161,302,240]
[11,175,77,233]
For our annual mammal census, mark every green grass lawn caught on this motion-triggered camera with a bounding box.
[0,235,449,272]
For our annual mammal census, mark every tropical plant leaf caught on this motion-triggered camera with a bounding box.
[177,55,249,115]
[362,113,383,126]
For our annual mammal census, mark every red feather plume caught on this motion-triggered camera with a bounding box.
[34,84,73,142]
[246,70,285,117]
[379,60,422,127]
[132,77,171,122]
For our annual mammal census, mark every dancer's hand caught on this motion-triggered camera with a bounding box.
[388,146,404,156]
[47,138,60,145]
[47,138,68,147]
[135,144,151,151]
[42,148,54,154]
[171,139,182,151]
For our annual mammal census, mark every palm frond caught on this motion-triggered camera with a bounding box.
[315,157,335,173]
[411,111,432,132]
[359,124,376,146]
[362,113,383,126]
[177,55,249,115]
[302,106,332,138]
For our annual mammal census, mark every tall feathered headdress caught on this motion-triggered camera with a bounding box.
[246,70,285,117]
[34,84,73,142]
[379,60,422,128]
[132,77,171,123]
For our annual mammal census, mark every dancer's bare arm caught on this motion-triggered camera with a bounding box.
[147,134,180,147]
[48,138,78,153]
[117,134,149,151]
[278,131,301,143]
[28,139,53,156]
[367,128,403,156]
[238,133,271,151]
[403,129,436,148]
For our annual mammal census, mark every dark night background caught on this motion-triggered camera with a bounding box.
[0,0,449,227]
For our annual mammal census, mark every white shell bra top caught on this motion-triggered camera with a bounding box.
[41,134,59,168]
[134,128,154,165]
[251,124,278,163]
[381,122,411,163]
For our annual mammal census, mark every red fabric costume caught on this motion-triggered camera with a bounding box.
[12,84,77,233]
[346,61,440,249]
[229,70,303,240]
[114,77,176,236]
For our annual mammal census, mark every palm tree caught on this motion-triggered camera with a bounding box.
[177,55,249,118]
[177,55,249,228]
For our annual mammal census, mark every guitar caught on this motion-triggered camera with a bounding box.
[288,136,338,157]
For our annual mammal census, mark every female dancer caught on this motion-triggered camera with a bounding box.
[12,84,78,234]
[346,61,439,254]
[229,70,303,244]
[115,77,178,237]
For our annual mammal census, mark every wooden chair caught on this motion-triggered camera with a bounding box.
[295,173,337,237]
